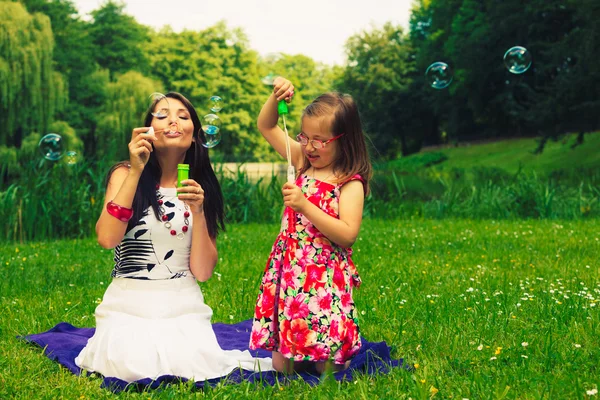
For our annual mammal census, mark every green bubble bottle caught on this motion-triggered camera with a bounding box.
[177,164,189,188]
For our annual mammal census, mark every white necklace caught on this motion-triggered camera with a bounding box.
[156,184,190,240]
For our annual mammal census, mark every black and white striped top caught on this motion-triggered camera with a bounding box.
[111,187,192,280]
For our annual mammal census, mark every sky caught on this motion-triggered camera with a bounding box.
[72,0,414,66]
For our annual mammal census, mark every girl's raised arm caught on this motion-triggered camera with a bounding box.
[257,78,304,170]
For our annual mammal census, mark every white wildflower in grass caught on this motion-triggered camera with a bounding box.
[574,344,581,348]
[477,344,483,351]
[489,357,497,361]
[587,388,598,396]
[521,342,529,347]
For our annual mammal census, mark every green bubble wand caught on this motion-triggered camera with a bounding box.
[278,99,297,245]
[278,100,295,183]
[277,100,296,362]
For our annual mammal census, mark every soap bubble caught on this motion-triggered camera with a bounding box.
[503,46,532,74]
[209,95,223,112]
[64,151,78,165]
[425,62,453,89]
[261,73,277,86]
[202,113,222,148]
[202,131,221,148]
[38,133,64,161]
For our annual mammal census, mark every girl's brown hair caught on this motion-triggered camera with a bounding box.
[298,92,372,194]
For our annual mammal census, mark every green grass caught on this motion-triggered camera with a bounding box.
[423,132,600,174]
[2,219,599,398]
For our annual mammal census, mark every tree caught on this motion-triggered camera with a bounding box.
[407,0,600,150]
[0,1,67,148]
[337,23,423,158]
[89,0,150,79]
[94,71,160,161]
[410,0,480,143]
[146,22,279,161]
[20,0,101,153]
[536,0,600,149]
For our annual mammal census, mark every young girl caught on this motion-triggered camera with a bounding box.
[249,78,372,374]
[76,92,273,382]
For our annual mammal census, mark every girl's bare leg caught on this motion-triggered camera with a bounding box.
[272,351,295,374]
[315,360,351,374]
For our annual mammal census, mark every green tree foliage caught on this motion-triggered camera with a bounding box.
[19,0,95,80]
[409,0,600,147]
[7,0,596,166]
[0,145,17,186]
[260,53,337,147]
[94,71,161,161]
[409,0,475,143]
[0,1,67,148]
[89,0,150,78]
[19,0,102,154]
[145,22,268,161]
[145,22,336,162]
[19,120,81,162]
[336,23,427,158]
[539,0,600,148]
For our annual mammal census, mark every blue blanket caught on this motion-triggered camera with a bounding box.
[22,319,410,392]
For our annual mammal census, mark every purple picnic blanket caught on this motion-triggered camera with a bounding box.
[22,319,410,392]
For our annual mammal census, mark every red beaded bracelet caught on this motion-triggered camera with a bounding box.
[106,200,133,222]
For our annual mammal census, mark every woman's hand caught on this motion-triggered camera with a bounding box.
[128,127,157,173]
[177,179,205,215]
[272,77,295,103]
[282,182,307,213]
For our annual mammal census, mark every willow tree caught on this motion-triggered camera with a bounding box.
[0,1,67,148]
[95,70,161,161]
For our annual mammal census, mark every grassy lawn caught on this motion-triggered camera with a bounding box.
[425,132,600,174]
[1,219,599,399]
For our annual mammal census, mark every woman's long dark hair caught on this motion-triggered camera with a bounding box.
[106,92,225,238]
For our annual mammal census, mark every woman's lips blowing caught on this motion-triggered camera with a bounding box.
[164,130,182,138]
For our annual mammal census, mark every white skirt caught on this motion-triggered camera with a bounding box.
[75,277,273,382]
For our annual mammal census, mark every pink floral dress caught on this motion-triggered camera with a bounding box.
[249,173,364,364]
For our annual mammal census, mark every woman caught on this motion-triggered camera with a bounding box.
[75,92,273,382]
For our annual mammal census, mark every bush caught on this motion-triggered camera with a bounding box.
[2,159,599,242]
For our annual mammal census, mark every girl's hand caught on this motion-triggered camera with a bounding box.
[128,127,157,173]
[272,77,295,103]
[282,182,306,212]
[177,179,204,215]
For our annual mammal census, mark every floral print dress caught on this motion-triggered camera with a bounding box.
[250,173,364,364]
